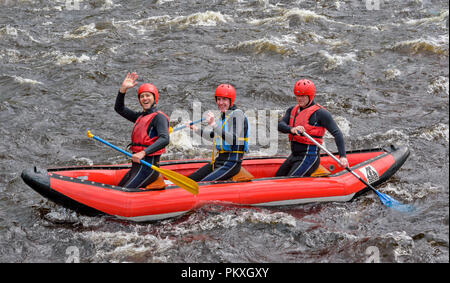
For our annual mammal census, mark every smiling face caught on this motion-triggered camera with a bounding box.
[296,95,310,108]
[139,92,155,111]
[216,96,231,113]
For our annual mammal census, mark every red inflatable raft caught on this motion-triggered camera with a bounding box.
[21,145,409,222]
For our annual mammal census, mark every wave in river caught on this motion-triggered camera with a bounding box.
[119,10,232,32]
[391,36,449,56]
[221,36,295,55]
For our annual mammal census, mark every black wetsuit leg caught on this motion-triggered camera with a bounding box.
[188,153,242,182]
[118,155,161,188]
[275,145,320,177]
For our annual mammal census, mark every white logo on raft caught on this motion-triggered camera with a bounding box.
[358,165,379,184]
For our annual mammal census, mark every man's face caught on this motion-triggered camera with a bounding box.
[139,92,155,110]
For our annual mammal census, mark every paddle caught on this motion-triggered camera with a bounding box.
[300,131,413,212]
[86,130,198,195]
[169,118,205,134]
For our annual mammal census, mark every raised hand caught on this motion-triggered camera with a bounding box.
[120,72,139,93]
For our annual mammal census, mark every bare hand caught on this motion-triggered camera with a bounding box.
[291,126,305,135]
[185,120,198,131]
[205,111,215,127]
[120,72,139,93]
[131,151,146,163]
[339,157,349,168]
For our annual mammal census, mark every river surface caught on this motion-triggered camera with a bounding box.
[0,0,448,263]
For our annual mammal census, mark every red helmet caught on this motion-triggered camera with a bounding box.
[137,83,159,105]
[293,79,315,103]
[215,84,236,106]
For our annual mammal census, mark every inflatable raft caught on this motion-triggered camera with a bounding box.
[21,145,409,222]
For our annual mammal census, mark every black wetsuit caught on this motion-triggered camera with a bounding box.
[189,105,249,182]
[277,101,346,177]
[114,91,170,188]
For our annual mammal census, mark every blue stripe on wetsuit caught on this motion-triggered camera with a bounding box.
[201,152,240,181]
[121,155,159,188]
[290,145,319,177]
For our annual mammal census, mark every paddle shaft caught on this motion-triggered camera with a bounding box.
[171,118,205,132]
[88,131,199,194]
[300,131,375,190]
[91,135,155,169]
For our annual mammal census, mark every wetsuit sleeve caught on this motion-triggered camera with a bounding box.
[114,91,141,123]
[317,109,346,158]
[143,113,170,155]
[278,106,295,134]
[212,109,247,146]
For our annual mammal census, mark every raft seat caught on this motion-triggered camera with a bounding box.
[230,167,255,182]
[143,174,166,190]
[310,164,331,177]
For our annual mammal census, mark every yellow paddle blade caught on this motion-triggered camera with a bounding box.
[168,127,173,134]
[151,165,198,195]
[87,130,94,138]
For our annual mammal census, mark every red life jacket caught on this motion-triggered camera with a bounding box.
[129,111,169,155]
[288,104,326,145]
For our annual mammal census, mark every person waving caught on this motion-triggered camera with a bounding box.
[114,72,170,188]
